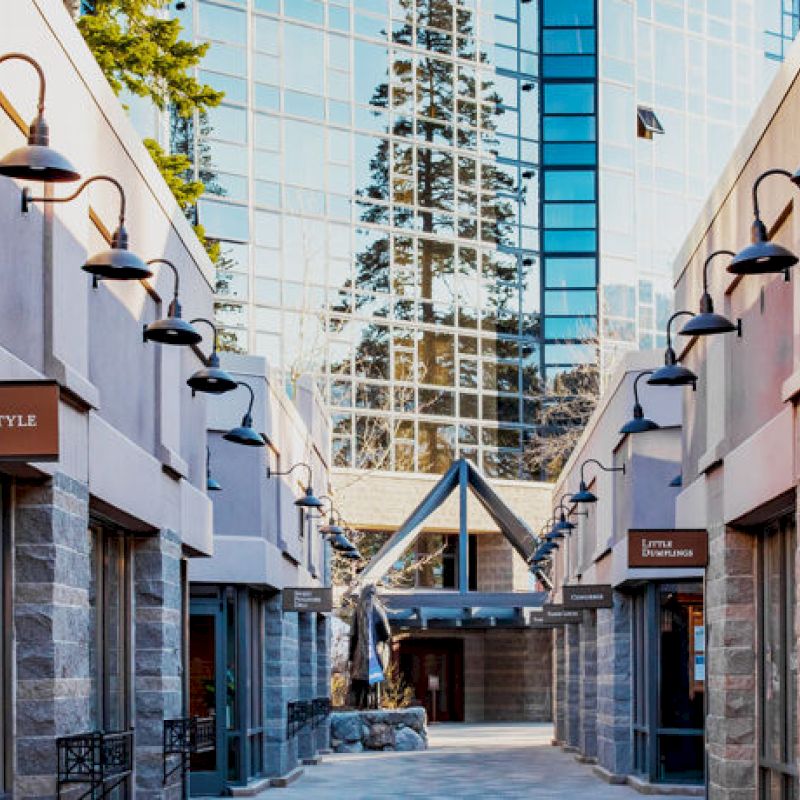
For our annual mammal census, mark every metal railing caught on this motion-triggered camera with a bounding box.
[56,729,134,799]
[163,716,215,787]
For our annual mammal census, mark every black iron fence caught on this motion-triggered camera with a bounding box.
[162,716,215,786]
[56,729,134,799]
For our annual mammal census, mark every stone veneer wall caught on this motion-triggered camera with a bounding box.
[329,709,427,753]
[315,614,331,753]
[134,529,184,799]
[15,474,94,800]
[297,612,317,762]
[564,623,581,750]
[464,633,485,721]
[553,628,566,744]
[596,592,632,778]
[578,610,598,760]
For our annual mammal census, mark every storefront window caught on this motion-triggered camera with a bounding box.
[758,516,798,800]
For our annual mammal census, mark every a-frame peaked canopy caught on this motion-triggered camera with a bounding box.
[356,458,538,589]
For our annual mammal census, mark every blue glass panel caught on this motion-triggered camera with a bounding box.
[545,257,596,287]
[543,115,596,141]
[544,203,596,227]
[543,28,596,54]
[542,0,595,26]
[355,12,387,38]
[544,170,596,200]
[545,316,598,339]
[544,229,597,252]
[284,91,326,120]
[254,0,278,10]
[329,6,350,30]
[285,0,324,24]
[254,83,279,110]
[543,83,595,113]
[545,289,597,315]
[542,55,596,78]
[198,199,249,241]
[200,71,247,105]
[543,143,596,165]
[544,343,596,364]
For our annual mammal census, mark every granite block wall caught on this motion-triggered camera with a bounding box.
[553,628,566,744]
[565,623,581,750]
[297,612,317,761]
[579,610,598,759]
[315,614,331,753]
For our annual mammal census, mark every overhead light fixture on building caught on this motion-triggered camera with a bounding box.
[637,106,664,140]
[143,259,202,345]
[620,370,660,434]
[570,458,625,504]
[22,175,152,281]
[223,382,266,447]
[729,167,800,275]
[0,52,80,182]
[680,250,740,336]
[266,461,324,509]
[206,447,221,491]
[647,311,698,388]
[186,319,238,395]
[669,474,682,488]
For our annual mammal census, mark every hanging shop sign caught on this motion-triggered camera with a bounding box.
[562,584,613,609]
[282,587,333,613]
[628,529,708,568]
[542,604,583,624]
[0,380,59,461]
[529,611,556,628]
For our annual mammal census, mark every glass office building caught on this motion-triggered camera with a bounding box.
[174,0,791,477]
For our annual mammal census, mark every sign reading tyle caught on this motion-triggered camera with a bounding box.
[563,584,613,609]
[282,587,333,613]
[0,380,59,461]
[542,604,583,624]
[628,529,708,568]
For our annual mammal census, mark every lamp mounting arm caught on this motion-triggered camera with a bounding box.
[189,317,220,354]
[579,457,625,485]
[701,250,736,296]
[0,53,46,115]
[24,174,126,226]
[147,258,180,300]
[632,370,654,407]
[266,461,313,487]
[752,168,793,221]
[234,381,255,418]
[665,310,695,349]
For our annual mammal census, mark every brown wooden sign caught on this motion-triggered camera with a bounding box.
[282,587,333,613]
[563,584,613,609]
[529,611,556,628]
[542,604,583,624]
[0,381,59,461]
[628,529,708,568]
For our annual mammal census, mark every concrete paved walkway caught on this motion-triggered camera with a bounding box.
[270,723,702,799]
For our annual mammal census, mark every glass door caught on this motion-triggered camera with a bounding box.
[189,593,225,796]
[758,516,798,800]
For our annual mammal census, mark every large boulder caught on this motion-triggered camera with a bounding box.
[337,741,364,754]
[364,721,396,750]
[395,726,426,752]
[330,712,363,743]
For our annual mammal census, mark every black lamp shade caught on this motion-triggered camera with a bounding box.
[555,516,576,533]
[0,116,80,183]
[223,413,265,447]
[329,532,354,551]
[729,239,798,275]
[343,548,362,560]
[144,302,202,345]
[295,486,324,509]
[647,363,697,386]
[620,416,660,434]
[669,474,682,488]
[571,481,597,504]
[207,476,222,491]
[82,247,153,281]
[187,354,238,395]
[320,520,345,536]
[545,529,564,541]
[679,311,737,336]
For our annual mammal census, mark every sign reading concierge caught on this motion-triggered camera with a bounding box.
[282,587,333,613]
[628,529,708,568]
[563,584,613,609]
[0,381,59,461]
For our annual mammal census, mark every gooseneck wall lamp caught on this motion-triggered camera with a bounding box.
[22,175,153,282]
[186,318,238,395]
[571,458,625,504]
[266,461,324,509]
[729,168,800,275]
[206,447,221,492]
[679,250,741,336]
[620,371,660,434]
[222,382,265,447]
[0,52,80,182]
[553,502,577,534]
[143,259,202,345]
[647,311,698,388]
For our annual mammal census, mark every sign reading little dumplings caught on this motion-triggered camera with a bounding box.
[0,381,59,461]
[563,584,613,609]
[628,529,708,568]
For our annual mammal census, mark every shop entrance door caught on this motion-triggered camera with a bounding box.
[398,638,464,722]
[188,596,226,796]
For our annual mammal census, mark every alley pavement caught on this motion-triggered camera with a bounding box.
[269,723,703,799]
